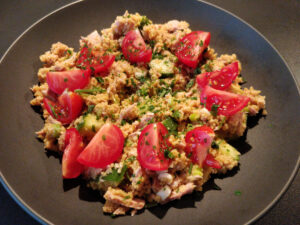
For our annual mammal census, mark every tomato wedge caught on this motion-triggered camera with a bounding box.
[76,46,115,74]
[196,62,239,90]
[200,85,250,116]
[77,124,124,168]
[43,91,83,124]
[137,123,171,171]
[185,126,214,166]
[175,31,210,68]
[122,30,152,63]
[46,69,91,95]
[62,128,84,179]
[203,154,221,169]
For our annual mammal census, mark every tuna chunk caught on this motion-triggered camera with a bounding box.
[80,30,102,48]
[167,183,195,201]
[104,187,145,210]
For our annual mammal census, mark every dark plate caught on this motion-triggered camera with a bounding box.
[0,0,299,224]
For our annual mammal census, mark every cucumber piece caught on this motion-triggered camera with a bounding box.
[218,139,241,161]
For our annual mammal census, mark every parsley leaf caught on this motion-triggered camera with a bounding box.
[102,165,128,183]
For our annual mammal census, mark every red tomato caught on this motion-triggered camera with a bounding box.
[175,31,210,68]
[185,126,214,166]
[200,85,250,116]
[77,124,124,168]
[122,30,152,63]
[203,154,221,169]
[46,69,91,95]
[76,46,115,74]
[62,128,84,179]
[137,123,171,171]
[196,62,239,90]
[43,91,83,125]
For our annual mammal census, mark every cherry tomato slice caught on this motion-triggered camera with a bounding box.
[137,123,171,171]
[200,85,250,116]
[175,31,210,68]
[203,154,221,169]
[77,123,124,168]
[62,128,84,179]
[76,46,115,75]
[196,62,239,90]
[46,69,91,95]
[43,91,83,125]
[122,30,152,63]
[185,126,214,166]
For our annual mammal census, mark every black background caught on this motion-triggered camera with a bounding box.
[0,0,299,224]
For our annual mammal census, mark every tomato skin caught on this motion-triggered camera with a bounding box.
[175,31,210,68]
[76,46,115,75]
[46,69,91,95]
[203,154,221,169]
[122,30,152,63]
[137,123,171,171]
[62,128,84,179]
[196,62,239,90]
[200,85,250,116]
[77,124,124,168]
[43,91,83,125]
[185,126,214,166]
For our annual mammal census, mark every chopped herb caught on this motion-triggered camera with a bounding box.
[74,87,105,95]
[164,149,174,159]
[190,96,198,100]
[194,66,201,75]
[160,73,174,79]
[102,135,106,141]
[96,77,104,83]
[136,180,141,185]
[63,78,68,82]
[172,110,181,120]
[115,53,124,61]
[187,152,192,158]
[204,63,212,72]
[234,190,242,196]
[211,141,219,149]
[199,40,203,47]
[87,105,95,114]
[138,16,151,29]
[121,119,126,126]
[145,140,150,146]
[148,105,155,112]
[123,195,131,200]
[185,79,195,91]
[110,214,116,218]
[210,104,219,117]
[126,156,136,163]
[102,165,128,183]
[152,52,164,60]
[162,117,178,135]
[48,103,57,118]
[76,120,85,131]
[149,40,156,48]
[67,49,72,55]
[92,125,96,132]
[131,78,137,88]
[186,123,194,131]
[188,163,193,174]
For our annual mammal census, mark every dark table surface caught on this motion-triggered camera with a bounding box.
[0,0,299,224]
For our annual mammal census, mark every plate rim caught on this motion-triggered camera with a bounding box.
[0,0,299,224]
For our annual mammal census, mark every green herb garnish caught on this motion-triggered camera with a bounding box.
[185,79,195,91]
[210,104,219,117]
[102,165,128,183]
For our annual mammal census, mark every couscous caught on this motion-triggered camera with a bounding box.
[31,11,266,216]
